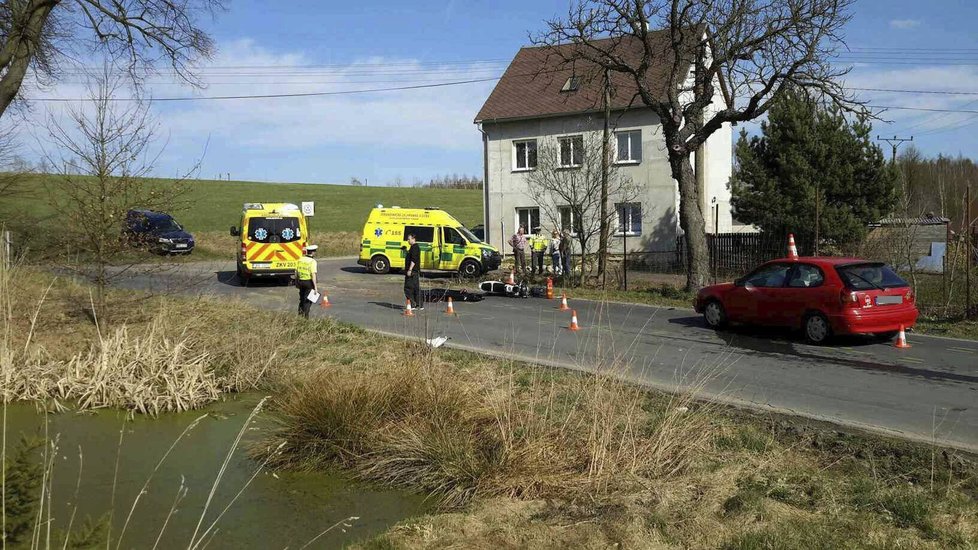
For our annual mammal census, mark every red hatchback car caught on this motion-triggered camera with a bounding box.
[694,257,918,344]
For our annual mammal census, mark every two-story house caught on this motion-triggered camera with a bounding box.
[474,30,739,254]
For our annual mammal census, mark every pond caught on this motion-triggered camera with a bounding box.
[2,395,426,549]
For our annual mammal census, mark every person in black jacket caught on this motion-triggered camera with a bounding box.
[403,233,423,311]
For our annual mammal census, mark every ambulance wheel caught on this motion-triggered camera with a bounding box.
[236,264,250,286]
[459,259,481,278]
[370,255,390,274]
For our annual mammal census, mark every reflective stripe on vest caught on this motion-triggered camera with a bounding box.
[296,257,315,280]
[532,237,548,252]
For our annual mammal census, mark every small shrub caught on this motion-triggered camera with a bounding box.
[879,487,933,531]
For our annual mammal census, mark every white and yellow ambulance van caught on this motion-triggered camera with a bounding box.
[230,202,308,283]
[358,206,500,277]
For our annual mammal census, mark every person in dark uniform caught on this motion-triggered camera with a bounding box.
[294,244,319,318]
[404,233,423,311]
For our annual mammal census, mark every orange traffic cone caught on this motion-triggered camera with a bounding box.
[507,269,516,285]
[404,300,414,317]
[787,233,799,259]
[568,310,580,331]
[546,277,554,299]
[445,296,455,315]
[319,293,331,308]
[894,325,911,349]
[558,293,570,311]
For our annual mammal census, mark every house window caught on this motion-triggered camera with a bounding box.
[558,135,584,167]
[615,130,642,163]
[513,139,537,171]
[516,207,540,233]
[558,206,580,235]
[560,76,580,92]
[615,203,642,235]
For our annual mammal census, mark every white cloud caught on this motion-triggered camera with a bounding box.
[21,38,505,175]
[149,39,502,151]
[844,65,978,134]
[889,19,921,30]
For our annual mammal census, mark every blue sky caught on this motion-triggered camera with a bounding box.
[24,0,978,184]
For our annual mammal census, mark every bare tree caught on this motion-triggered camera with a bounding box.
[0,0,224,118]
[42,68,198,318]
[0,125,28,200]
[525,133,637,283]
[535,0,858,290]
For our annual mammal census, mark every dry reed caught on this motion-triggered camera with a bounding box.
[261,343,714,508]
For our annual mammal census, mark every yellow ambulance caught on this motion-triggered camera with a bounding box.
[230,202,308,283]
[358,206,501,277]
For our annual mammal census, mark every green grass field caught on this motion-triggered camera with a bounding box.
[3,174,484,236]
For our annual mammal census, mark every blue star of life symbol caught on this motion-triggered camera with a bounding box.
[254,228,268,241]
[281,228,295,240]
[374,227,383,238]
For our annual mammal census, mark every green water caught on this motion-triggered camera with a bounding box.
[2,395,426,549]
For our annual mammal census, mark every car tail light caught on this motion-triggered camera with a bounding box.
[240,243,247,258]
[906,289,914,304]
[840,290,860,308]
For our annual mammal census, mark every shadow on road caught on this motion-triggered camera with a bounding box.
[216,270,292,289]
[369,301,404,311]
[669,314,889,350]
[341,266,369,274]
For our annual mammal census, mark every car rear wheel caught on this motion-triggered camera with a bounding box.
[803,312,831,345]
[459,259,481,278]
[703,300,727,329]
[370,255,390,274]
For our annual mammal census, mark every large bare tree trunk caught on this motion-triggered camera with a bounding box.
[0,1,57,118]
[672,153,709,290]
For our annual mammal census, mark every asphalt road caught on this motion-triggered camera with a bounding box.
[113,257,978,453]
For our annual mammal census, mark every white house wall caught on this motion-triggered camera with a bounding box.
[482,109,680,254]
[482,107,734,253]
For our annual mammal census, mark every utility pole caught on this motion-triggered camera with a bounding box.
[598,67,611,287]
[877,135,913,164]
[814,181,820,256]
[968,184,973,320]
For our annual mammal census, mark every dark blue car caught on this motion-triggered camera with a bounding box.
[124,210,195,254]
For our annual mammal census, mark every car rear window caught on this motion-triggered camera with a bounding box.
[836,263,908,290]
[248,217,301,243]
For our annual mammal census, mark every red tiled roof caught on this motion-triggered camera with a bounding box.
[474,30,693,123]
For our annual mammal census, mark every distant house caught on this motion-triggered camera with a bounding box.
[473,30,744,253]
[867,214,950,273]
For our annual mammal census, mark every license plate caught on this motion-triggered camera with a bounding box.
[251,262,271,269]
[175,244,188,248]
[876,295,902,305]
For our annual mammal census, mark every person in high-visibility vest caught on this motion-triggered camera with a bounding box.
[530,227,549,275]
[294,244,319,318]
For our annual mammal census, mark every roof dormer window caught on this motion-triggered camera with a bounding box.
[560,76,580,92]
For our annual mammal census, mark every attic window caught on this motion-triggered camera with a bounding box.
[560,76,580,92]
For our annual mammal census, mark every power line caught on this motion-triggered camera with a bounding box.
[870,104,978,114]
[29,76,502,102]
[850,87,978,96]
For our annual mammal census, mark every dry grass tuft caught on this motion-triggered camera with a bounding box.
[261,345,713,508]
[0,263,361,414]
[3,313,219,415]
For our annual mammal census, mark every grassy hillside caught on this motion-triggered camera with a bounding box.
[3,175,484,236]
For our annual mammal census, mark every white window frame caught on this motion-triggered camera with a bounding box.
[558,205,579,236]
[515,207,541,234]
[614,130,642,164]
[614,202,642,236]
[557,135,584,168]
[512,139,538,172]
